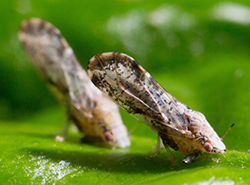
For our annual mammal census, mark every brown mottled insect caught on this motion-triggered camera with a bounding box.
[18,19,130,148]
[87,52,228,164]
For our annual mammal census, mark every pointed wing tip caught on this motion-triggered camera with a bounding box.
[19,18,44,34]
[19,18,61,39]
[87,66,94,80]
[88,52,117,70]
[89,52,136,64]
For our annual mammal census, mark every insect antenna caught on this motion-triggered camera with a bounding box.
[221,123,235,140]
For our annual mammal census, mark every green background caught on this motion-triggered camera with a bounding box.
[1,0,250,184]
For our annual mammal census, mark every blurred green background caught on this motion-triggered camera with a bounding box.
[1,0,250,184]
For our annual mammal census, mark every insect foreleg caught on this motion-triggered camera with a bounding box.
[146,133,177,168]
[186,154,219,164]
[183,150,203,164]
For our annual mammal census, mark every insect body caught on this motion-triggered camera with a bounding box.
[18,19,130,148]
[87,52,226,163]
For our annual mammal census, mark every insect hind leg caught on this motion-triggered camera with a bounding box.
[146,134,164,158]
[55,116,70,142]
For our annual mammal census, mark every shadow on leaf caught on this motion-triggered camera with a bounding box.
[23,147,214,174]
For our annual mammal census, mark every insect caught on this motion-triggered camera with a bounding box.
[18,19,130,148]
[87,52,230,165]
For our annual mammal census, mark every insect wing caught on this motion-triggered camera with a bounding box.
[19,18,93,110]
[88,52,188,123]
[88,53,161,117]
[88,52,227,162]
[19,19,131,148]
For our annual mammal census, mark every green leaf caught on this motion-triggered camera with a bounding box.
[0,104,249,184]
[1,0,250,184]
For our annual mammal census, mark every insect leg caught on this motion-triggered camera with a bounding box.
[55,116,70,142]
[196,156,219,163]
[183,150,203,164]
[146,134,164,158]
[163,143,176,168]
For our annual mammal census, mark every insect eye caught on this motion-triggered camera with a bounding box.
[204,142,213,152]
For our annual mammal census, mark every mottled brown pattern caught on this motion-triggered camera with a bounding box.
[88,52,226,164]
[18,18,130,148]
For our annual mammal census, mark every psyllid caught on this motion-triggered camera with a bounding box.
[18,19,130,149]
[87,52,234,166]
